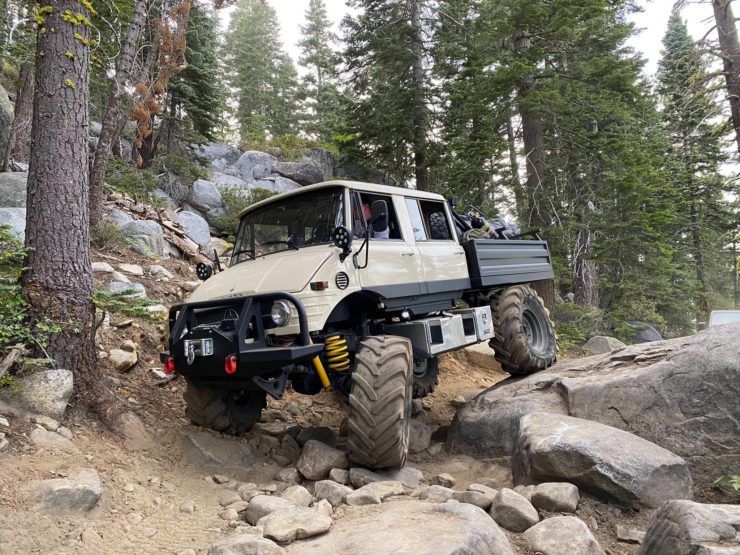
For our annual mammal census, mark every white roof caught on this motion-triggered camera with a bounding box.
[238,180,446,217]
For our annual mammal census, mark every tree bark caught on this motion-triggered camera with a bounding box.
[712,0,740,155]
[690,199,710,327]
[89,0,148,228]
[21,0,106,418]
[409,0,428,191]
[506,115,526,222]
[2,61,34,169]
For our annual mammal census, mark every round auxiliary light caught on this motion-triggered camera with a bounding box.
[196,262,213,281]
[270,300,291,327]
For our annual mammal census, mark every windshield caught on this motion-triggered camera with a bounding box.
[231,187,345,265]
[709,311,740,326]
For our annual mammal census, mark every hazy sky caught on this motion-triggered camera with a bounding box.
[256,0,719,78]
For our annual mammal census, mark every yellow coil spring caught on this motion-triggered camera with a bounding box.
[324,335,350,372]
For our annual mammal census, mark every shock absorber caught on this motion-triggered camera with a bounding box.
[324,335,350,372]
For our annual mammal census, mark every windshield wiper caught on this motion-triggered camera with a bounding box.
[231,248,254,260]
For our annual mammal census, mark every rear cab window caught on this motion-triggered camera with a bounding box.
[405,198,454,241]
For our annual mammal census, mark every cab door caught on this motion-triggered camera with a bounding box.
[403,197,469,294]
[351,190,424,297]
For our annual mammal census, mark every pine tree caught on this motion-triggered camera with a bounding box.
[658,11,735,327]
[341,0,431,189]
[168,1,225,142]
[223,0,301,142]
[298,0,342,142]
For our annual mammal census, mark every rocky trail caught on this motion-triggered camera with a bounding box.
[0,144,739,554]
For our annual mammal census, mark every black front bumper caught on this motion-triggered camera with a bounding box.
[161,292,322,388]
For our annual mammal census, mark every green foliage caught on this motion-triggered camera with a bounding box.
[223,0,302,141]
[554,303,605,351]
[715,475,740,492]
[243,134,338,160]
[92,289,162,320]
[105,157,158,199]
[0,373,21,394]
[213,187,276,241]
[91,222,126,248]
[169,1,226,142]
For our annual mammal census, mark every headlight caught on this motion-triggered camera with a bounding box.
[270,300,291,327]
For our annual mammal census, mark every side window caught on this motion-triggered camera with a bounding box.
[405,198,427,241]
[353,192,402,240]
[416,200,454,241]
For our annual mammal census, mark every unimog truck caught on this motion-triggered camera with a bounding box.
[161,180,557,469]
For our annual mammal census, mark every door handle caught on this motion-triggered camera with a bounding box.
[454,251,465,256]
[402,251,415,257]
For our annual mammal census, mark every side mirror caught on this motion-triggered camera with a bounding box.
[370,200,388,233]
[196,262,213,281]
[332,226,353,261]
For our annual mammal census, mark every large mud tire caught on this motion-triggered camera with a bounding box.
[489,285,557,375]
[429,211,452,240]
[184,379,266,435]
[347,335,413,469]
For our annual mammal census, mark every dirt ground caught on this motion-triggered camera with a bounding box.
[0,248,733,555]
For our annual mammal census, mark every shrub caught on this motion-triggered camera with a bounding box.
[105,157,158,199]
[242,134,339,160]
[554,302,605,351]
[91,222,126,249]
[93,289,164,321]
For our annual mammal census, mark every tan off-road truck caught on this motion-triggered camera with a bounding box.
[161,180,557,469]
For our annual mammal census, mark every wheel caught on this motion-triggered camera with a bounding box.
[489,285,557,375]
[347,335,413,469]
[412,357,439,398]
[184,379,267,435]
[429,212,451,240]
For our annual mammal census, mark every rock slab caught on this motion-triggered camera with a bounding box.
[258,506,332,543]
[284,501,514,555]
[512,412,693,508]
[638,500,740,555]
[26,468,102,513]
[296,440,348,481]
[207,535,285,555]
[181,431,256,476]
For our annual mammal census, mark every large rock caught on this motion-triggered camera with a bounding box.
[254,176,301,194]
[181,431,256,477]
[246,495,297,524]
[212,172,249,190]
[348,466,423,489]
[29,428,79,453]
[207,534,285,555]
[106,281,147,298]
[194,142,241,171]
[626,321,663,343]
[296,440,348,481]
[106,208,133,228]
[448,325,740,481]
[284,501,514,555]
[512,412,693,508]
[523,516,605,555]
[235,151,277,183]
[0,87,13,162]
[314,480,353,507]
[307,148,337,181]
[176,210,212,251]
[638,500,740,555]
[258,506,332,543]
[188,179,224,211]
[120,219,166,257]
[582,335,626,355]
[0,369,73,419]
[0,172,27,207]
[273,160,324,186]
[0,207,26,240]
[531,482,580,513]
[25,468,102,514]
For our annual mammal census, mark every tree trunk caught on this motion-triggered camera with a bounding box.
[89,0,148,228]
[690,199,710,328]
[2,61,35,170]
[410,0,428,191]
[506,115,526,222]
[712,0,740,155]
[21,0,105,418]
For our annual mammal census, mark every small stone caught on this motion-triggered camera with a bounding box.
[207,536,284,555]
[411,399,423,416]
[421,399,432,411]
[349,466,423,489]
[92,262,114,273]
[432,473,456,488]
[119,263,144,276]
[30,428,79,453]
[147,264,173,279]
[26,468,102,513]
[110,271,131,283]
[149,476,161,487]
[56,426,73,440]
[141,527,157,538]
[451,395,466,407]
[220,508,239,521]
[281,485,313,507]
[468,483,498,500]
[275,467,301,484]
[531,482,580,513]
[150,369,168,380]
[218,490,242,507]
[451,490,492,510]
[344,486,381,506]
[616,525,645,545]
[108,349,137,372]
[225,500,249,513]
[32,415,60,431]
[213,474,230,484]
[513,484,534,502]
[524,515,605,555]
[418,485,454,503]
[123,483,135,492]
[408,420,433,453]
[177,550,196,555]
[490,488,540,533]
[0,438,8,451]
[427,443,444,456]
[121,340,137,353]
[313,498,333,517]
[315,480,353,507]
[246,495,296,525]
[80,527,101,543]
[329,468,350,485]
[0,416,8,427]
[181,281,200,292]
[180,500,195,513]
